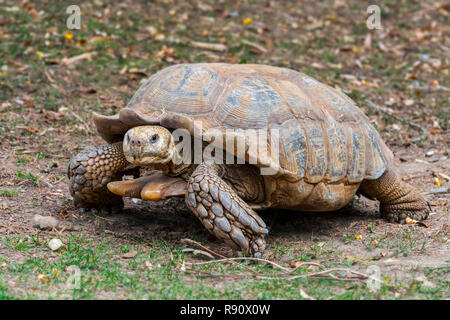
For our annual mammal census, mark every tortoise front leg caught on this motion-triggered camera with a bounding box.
[360,168,430,223]
[186,163,268,257]
[68,142,134,209]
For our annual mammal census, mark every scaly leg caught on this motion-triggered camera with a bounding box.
[186,163,268,257]
[68,142,133,209]
[359,168,430,223]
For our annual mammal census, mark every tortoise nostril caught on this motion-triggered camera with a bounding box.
[129,138,142,147]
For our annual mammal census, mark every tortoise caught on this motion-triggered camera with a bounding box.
[68,63,430,257]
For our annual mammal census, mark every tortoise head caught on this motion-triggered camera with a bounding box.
[123,126,175,166]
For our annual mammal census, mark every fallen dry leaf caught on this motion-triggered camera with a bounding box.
[25,127,38,133]
[190,41,227,52]
[28,9,40,21]
[60,52,95,66]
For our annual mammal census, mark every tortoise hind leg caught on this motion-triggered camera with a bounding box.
[359,168,430,223]
[68,142,134,210]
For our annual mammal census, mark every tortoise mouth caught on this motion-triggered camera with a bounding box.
[124,151,174,165]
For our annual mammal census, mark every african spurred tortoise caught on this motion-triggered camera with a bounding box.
[68,63,430,257]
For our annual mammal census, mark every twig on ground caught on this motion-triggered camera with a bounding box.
[185,257,324,274]
[241,39,268,53]
[92,214,116,222]
[425,187,448,195]
[189,41,227,52]
[60,52,95,66]
[185,257,291,272]
[278,268,381,282]
[181,238,260,275]
[182,240,382,284]
[183,267,380,284]
[432,171,450,181]
[365,100,429,143]
[403,174,424,181]
[184,270,247,279]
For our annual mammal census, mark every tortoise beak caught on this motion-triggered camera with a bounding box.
[107,171,186,201]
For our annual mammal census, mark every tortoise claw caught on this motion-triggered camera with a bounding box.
[107,171,186,201]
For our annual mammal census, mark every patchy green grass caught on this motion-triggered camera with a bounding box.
[15,170,39,186]
[0,189,21,197]
[1,233,448,299]
[0,282,17,300]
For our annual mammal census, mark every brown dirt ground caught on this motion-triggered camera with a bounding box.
[1,133,448,278]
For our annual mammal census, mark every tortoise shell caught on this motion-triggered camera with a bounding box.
[94,63,393,184]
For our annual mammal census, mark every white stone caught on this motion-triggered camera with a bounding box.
[48,238,64,251]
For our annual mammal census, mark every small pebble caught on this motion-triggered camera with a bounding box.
[48,238,64,251]
[425,150,435,157]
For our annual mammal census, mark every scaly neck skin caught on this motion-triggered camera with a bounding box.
[150,150,191,176]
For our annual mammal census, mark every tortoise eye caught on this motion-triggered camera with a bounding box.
[150,134,159,143]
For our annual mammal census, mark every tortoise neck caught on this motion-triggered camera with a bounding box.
[150,152,191,176]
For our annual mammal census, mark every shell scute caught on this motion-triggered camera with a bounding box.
[95,63,394,182]
[327,123,347,182]
[303,121,327,183]
[348,124,366,183]
[278,119,307,177]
